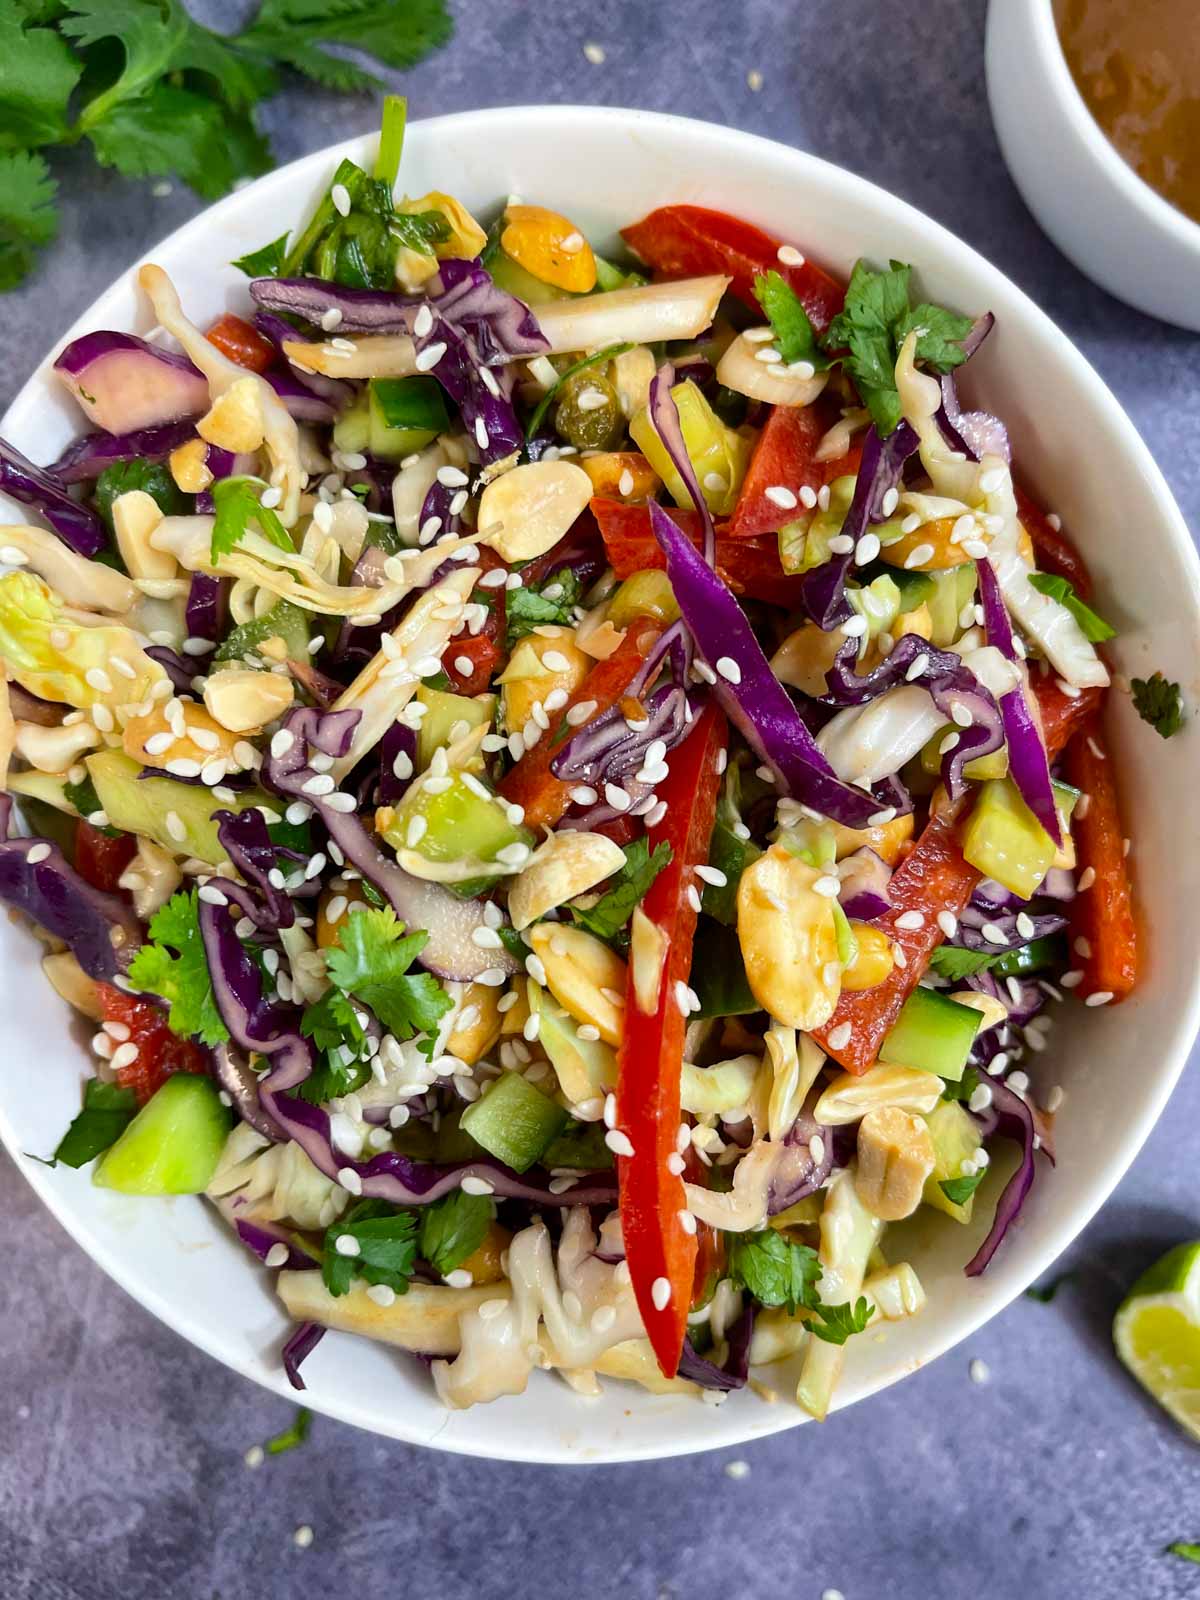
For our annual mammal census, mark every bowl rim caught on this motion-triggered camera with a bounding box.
[2,102,1199,1463]
[1018,0,1200,252]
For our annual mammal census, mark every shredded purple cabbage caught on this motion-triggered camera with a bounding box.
[677,1302,756,1392]
[0,836,141,980]
[282,1320,325,1390]
[0,436,108,556]
[965,1075,1049,1276]
[46,420,198,485]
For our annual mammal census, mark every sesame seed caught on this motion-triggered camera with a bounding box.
[905,653,930,683]
[895,910,925,931]
[1077,866,1096,892]
[415,341,447,372]
[165,810,187,842]
[969,1358,990,1385]
[842,614,868,638]
[334,1234,360,1258]
[716,656,741,684]
[695,864,727,887]
[813,875,841,898]
[747,67,763,89]
[1073,936,1092,959]
[764,485,798,510]
[868,807,897,826]
[583,40,606,63]
[651,1277,672,1311]
[1085,990,1114,1007]
[111,1042,139,1070]
[293,1524,314,1549]
[951,702,974,728]
[939,731,960,755]
[937,911,958,938]
[827,1022,852,1051]
[881,487,900,518]
[855,533,881,566]
[331,182,351,216]
[980,921,1008,945]
[198,884,228,906]
[605,1129,634,1158]
[26,841,51,865]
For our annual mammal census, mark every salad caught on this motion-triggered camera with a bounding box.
[0,100,1138,1417]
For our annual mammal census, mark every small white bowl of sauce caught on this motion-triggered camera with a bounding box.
[986,0,1200,329]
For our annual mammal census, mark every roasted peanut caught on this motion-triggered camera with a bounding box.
[509,830,625,931]
[814,1063,944,1126]
[527,923,626,1046]
[477,460,594,563]
[203,668,295,735]
[736,844,840,1030]
[841,922,896,992]
[854,1106,936,1221]
[446,982,504,1067]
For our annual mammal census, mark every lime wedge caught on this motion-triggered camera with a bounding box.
[1114,1242,1200,1439]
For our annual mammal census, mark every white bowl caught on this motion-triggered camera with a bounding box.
[2,106,1199,1464]
[986,0,1200,330]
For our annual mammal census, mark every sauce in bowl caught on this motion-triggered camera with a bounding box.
[1055,0,1200,225]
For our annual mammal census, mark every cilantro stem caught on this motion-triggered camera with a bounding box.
[375,95,407,189]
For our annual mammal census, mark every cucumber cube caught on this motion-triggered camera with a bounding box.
[93,1075,231,1195]
[922,1099,983,1222]
[87,750,275,866]
[460,1071,567,1173]
[878,985,982,1082]
[368,376,450,462]
[415,686,496,771]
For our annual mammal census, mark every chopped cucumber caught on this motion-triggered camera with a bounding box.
[459,1070,568,1173]
[8,769,75,817]
[927,565,977,648]
[888,568,937,611]
[921,1099,983,1223]
[531,987,617,1103]
[415,686,495,771]
[368,376,449,461]
[86,749,272,866]
[990,935,1067,979]
[961,778,1077,900]
[214,599,310,665]
[607,569,680,630]
[878,985,982,1082]
[630,379,751,517]
[592,253,647,293]
[332,391,371,455]
[378,770,533,889]
[92,1074,231,1194]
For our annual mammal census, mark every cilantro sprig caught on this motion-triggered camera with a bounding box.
[723,1229,876,1346]
[1131,672,1185,740]
[127,888,230,1046]
[0,7,452,291]
[50,1078,138,1168]
[928,945,1002,982]
[754,258,974,437]
[210,475,295,565]
[505,569,583,650]
[321,1188,493,1297]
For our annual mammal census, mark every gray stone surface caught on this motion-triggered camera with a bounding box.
[2,1,1199,1596]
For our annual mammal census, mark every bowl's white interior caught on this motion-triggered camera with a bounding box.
[1,107,1198,1464]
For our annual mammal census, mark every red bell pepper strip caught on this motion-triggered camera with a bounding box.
[1062,716,1137,1002]
[73,821,137,894]
[440,547,507,695]
[724,405,826,538]
[1014,484,1093,599]
[616,701,727,1376]
[97,985,208,1105]
[621,205,844,331]
[497,616,664,828]
[593,497,814,608]
[814,679,1103,1073]
[205,313,276,374]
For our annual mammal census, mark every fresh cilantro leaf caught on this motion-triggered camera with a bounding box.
[505,569,583,649]
[725,1229,823,1315]
[0,149,58,290]
[569,838,672,944]
[1131,672,1185,740]
[1028,572,1116,643]
[265,1405,311,1455]
[235,0,453,94]
[928,945,1000,981]
[52,1077,137,1168]
[418,1188,493,1276]
[62,773,120,835]
[939,1171,985,1206]
[276,157,434,289]
[823,258,972,437]
[126,888,229,1045]
[0,0,82,148]
[232,231,290,279]
[322,1199,418,1298]
[1025,1270,1075,1304]
[93,457,186,527]
[1167,1544,1200,1567]
[324,906,452,1045]
[211,475,295,564]
[808,1295,875,1346]
[87,82,270,201]
[753,270,833,370]
[941,1065,981,1104]
[297,988,371,1104]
